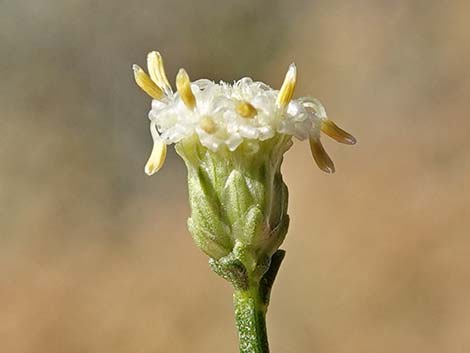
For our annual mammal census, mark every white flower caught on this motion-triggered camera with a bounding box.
[133,51,356,175]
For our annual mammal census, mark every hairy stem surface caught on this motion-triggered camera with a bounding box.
[234,286,269,353]
[232,250,285,353]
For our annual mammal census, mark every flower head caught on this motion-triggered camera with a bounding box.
[133,51,356,282]
[132,52,357,347]
[133,51,355,176]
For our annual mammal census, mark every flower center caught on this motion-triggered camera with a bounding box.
[200,115,217,134]
[236,101,258,119]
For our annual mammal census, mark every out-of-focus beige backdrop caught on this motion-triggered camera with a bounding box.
[1,1,469,352]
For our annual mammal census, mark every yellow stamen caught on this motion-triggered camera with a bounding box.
[176,68,196,110]
[145,139,167,175]
[309,137,335,174]
[147,51,172,95]
[236,101,258,118]
[200,116,217,134]
[321,120,357,145]
[276,63,297,109]
[133,64,163,100]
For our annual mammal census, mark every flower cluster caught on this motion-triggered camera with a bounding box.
[133,51,355,175]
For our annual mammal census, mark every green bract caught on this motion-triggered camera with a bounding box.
[176,135,292,287]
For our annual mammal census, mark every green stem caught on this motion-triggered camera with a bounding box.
[232,250,285,353]
[234,286,269,353]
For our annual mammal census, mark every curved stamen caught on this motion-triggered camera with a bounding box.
[309,137,335,174]
[321,120,356,145]
[145,122,167,175]
[133,64,164,100]
[147,51,173,96]
[176,68,196,110]
[276,63,297,109]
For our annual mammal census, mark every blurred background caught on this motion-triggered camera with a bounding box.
[1,0,470,352]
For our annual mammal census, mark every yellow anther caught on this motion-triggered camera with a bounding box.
[147,51,172,95]
[133,64,164,100]
[176,68,196,110]
[309,137,335,174]
[145,139,167,175]
[276,63,297,109]
[321,120,357,145]
[200,116,217,134]
[236,101,258,118]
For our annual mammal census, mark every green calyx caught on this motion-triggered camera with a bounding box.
[176,135,292,286]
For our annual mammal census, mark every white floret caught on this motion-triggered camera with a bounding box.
[147,77,325,151]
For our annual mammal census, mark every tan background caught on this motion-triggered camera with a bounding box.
[1,1,470,352]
